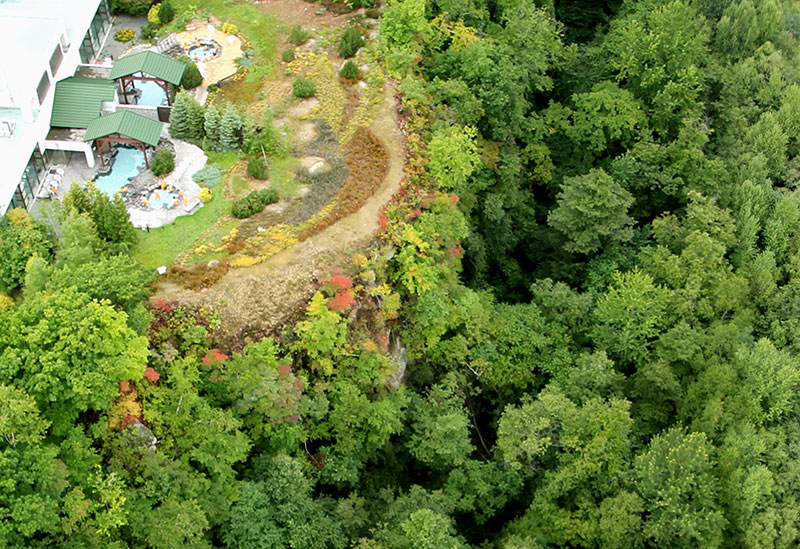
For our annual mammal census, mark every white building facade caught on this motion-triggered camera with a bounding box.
[0,0,111,215]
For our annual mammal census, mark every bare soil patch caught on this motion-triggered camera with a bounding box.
[153,83,405,332]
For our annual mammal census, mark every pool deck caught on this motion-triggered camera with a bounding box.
[177,24,243,86]
[127,132,207,229]
[54,130,208,230]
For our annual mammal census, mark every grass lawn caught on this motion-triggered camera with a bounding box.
[171,0,281,66]
[133,192,231,268]
[269,155,302,198]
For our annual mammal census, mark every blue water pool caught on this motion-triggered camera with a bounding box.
[137,80,167,106]
[94,147,145,197]
[186,39,221,63]
[148,189,179,209]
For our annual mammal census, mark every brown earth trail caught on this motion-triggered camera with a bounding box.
[153,84,405,332]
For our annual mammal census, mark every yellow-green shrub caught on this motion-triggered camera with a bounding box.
[199,187,212,203]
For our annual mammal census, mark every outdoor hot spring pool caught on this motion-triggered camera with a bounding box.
[136,80,167,106]
[148,189,179,209]
[186,39,221,63]
[94,147,143,197]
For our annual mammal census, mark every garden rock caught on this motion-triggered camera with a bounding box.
[208,260,220,268]
[309,160,330,175]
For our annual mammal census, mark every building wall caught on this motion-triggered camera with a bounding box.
[0,0,110,215]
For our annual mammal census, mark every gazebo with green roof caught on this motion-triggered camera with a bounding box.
[110,50,185,106]
[84,110,164,169]
[51,77,117,129]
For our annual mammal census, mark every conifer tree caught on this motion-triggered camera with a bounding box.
[220,102,242,151]
[203,104,222,151]
[169,91,205,141]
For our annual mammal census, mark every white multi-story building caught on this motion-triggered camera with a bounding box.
[0,0,112,215]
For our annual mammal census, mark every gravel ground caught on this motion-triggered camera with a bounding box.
[100,14,149,62]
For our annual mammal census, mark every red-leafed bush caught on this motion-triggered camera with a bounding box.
[328,289,355,311]
[329,274,353,291]
[278,364,292,376]
[447,246,464,258]
[295,379,303,389]
[450,193,460,204]
[118,380,132,394]
[143,367,160,383]
[202,349,229,365]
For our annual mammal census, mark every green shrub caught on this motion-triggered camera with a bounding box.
[114,28,136,42]
[151,149,175,176]
[147,3,161,24]
[158,0,175,24]
[339,60,359,79]
[110,0,150,15]
[288,25,309,45]
[282,49,295,63]
[176,56,203,89]
[247,156,270,180]
[140,23,159,40]
[231,188,279,219]
[192,165,224,188]
[338,27,364,58]
[365,7,381,18]
[293,77,316,98]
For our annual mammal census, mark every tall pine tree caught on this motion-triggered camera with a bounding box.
[219,102,242,151]
[203,104,222,151]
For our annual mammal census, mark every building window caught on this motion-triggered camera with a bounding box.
[49,44,63,74]
[36,72,50,105]
[79,30,95,63]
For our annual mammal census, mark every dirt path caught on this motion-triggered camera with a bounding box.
[154,83,405,331]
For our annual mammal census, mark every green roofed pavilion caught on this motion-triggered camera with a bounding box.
[50,77,116,129]
[84,110,164,169]
[110,50,186,85]
[110,51,185,105]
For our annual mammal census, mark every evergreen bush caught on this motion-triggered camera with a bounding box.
[151,149,175,176]
[192,164,224,188]
[169,91,205,141]
[157,0,175,24]
[247,156,270,180]
[338,28,364,58]
[288,25,309,45]
[282,49,295,63]
[176,56,203,89]
[339,60,359,79]
[293,78,316,98]
[231,188,279,218]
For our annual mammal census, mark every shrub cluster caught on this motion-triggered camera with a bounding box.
[151,148,175,176]
[293,77,316,98]
[231,188,279,219]
[114,29,135,42]
[288,25,309,45]
[338,28,364,58]
[140,23,159,40]
[247,156,270,180]
[110,0,150,15]
[282,49,295,63]
[222,22,239,35]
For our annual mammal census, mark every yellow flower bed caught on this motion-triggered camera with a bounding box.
[230,255,260,268]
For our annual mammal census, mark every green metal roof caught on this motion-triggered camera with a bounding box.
[84,110,164,147]
[50,77,116,129]
[110,51,186,86]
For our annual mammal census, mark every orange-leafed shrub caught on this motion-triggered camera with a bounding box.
[144,367,160,383]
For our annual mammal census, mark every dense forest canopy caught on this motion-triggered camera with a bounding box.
[4,0,800,546]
